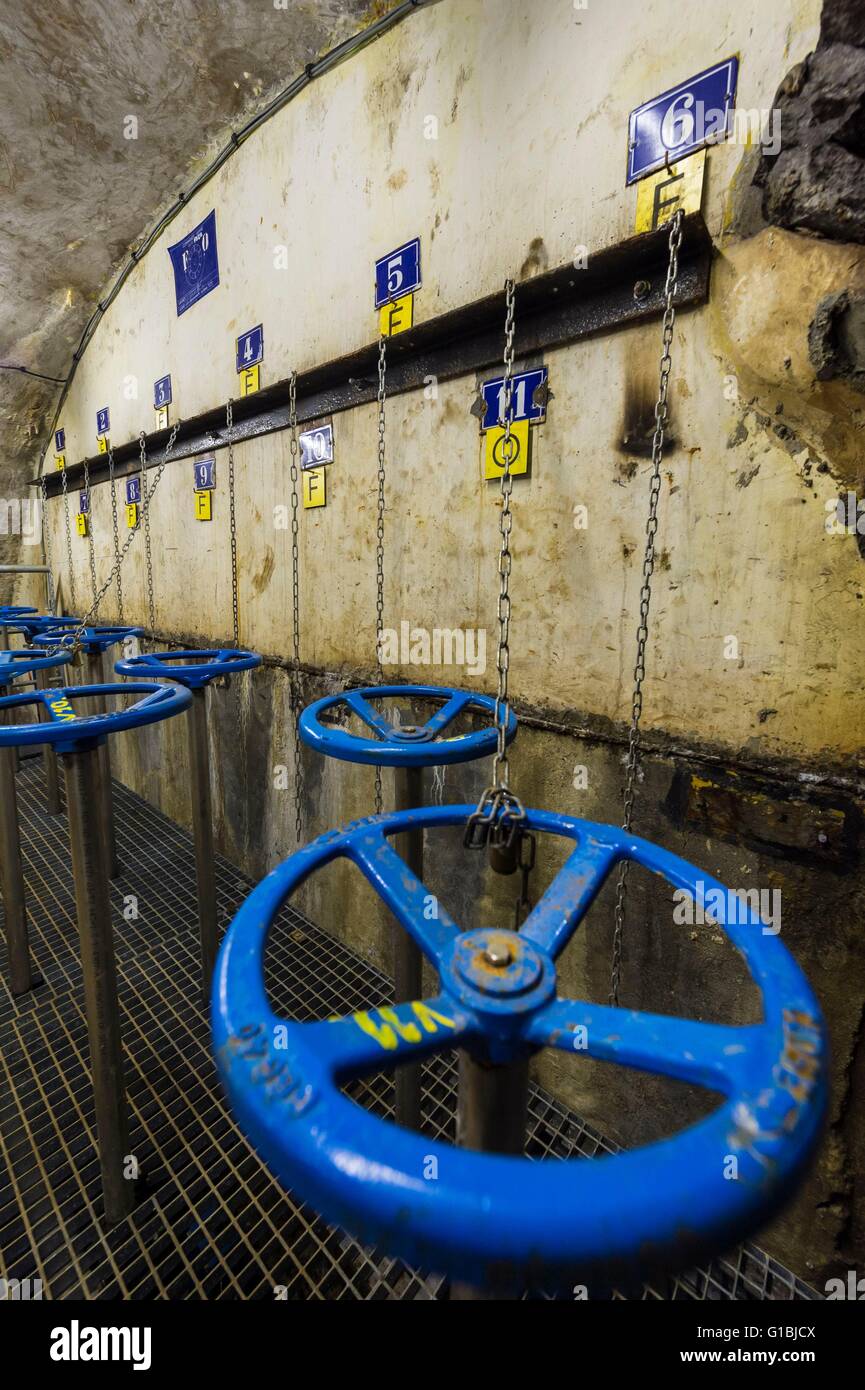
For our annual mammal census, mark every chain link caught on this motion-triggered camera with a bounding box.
[609,207,684,1007]
[464,278,527,848]
[288,372,304,847]
[82,454,98,606]
[227,398,239,646]
[107,443,124,622]
[46,422,181,657]
[493,277,516,788]
[374,335,387,815]
[39,472,56,615]
[59,451,77,614]
[139,431,156,633]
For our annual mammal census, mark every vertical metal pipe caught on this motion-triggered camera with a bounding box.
[186,687,218,1004]
[0,630,20,772]
[34,667,62,815]
[392,763,424,1130]
[451,1052,530,1299]
[0,744,33,994]
[85,650,120,879]
[62,745,133,1226]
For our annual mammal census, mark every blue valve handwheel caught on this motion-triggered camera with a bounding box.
[0,681,191,754]
[0,649,72,686]
[0,606,39,618]
[34,623,144,654]
[0,615,43,631]
[213,805,827,1287]
[114,648,262,689]
[299,685,518,767]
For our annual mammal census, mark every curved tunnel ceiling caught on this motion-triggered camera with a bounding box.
[0,0,390,509]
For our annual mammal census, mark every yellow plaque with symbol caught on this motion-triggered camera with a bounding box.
[155,404,169,430]
[194,490,213,522]
[75,512,89,537]
[239,364,260,397]
[379,293,414,338]
[303,466,327,509]
[126,502,139,529]
[54,453,66,471]
[97,435,109,454]
[484,419,530,481]
[634,150,706,234]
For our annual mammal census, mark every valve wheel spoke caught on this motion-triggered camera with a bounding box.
[343,691,394,740]
[348,826,461,965]
[524,998,765,1094]
[420,690,473,737]
[520,834,621,957]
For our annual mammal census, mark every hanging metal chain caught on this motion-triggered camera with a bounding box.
[227,398,239,646]
[139,431,156,633]
[81,453,98,606]
[107,443,124,622]
[39,472,56,615]
[609,207,684,1007]
[59,452,77,614]
[288,372,305,847]
[46,422,180,657]
[374,334,387,815]
[464,278,527,854]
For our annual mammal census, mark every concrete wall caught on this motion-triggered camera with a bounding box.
[19,0,865,1286]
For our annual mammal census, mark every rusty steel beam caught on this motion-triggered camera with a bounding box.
[40,215,712,498]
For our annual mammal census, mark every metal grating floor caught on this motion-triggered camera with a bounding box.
[0,759,820,1300]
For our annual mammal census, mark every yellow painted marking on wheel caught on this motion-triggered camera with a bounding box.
[352,1001,456,1051]
[411,1001,457,1034]
[48,696,76,723]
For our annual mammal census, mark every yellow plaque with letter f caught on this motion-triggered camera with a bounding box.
[379,293,414,338]
[635,150,706,234]
[194,490,212,522]
[303,466,327,509]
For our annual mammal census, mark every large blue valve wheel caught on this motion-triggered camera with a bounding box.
[115,648,262,689]
[34,623,144,654]
[0,681,191,754]
[0,649,72,685]
[213,805,826,1288]
[300,685,518,767]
